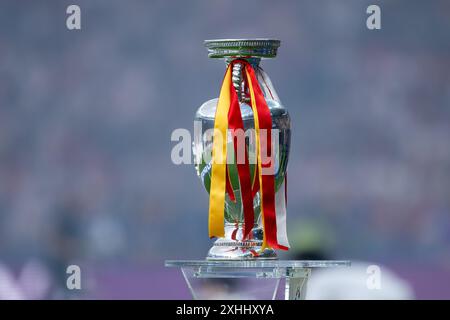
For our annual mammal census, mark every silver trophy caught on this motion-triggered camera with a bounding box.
[193,39,290,260]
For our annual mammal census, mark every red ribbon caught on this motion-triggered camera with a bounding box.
[228,61,254,239]
[245,64,283,249]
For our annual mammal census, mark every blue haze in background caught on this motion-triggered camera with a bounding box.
[0,0,449,298]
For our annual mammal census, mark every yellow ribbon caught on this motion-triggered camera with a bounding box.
[208,66,232,238]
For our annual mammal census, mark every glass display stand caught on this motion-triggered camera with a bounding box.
[165,260,350,300]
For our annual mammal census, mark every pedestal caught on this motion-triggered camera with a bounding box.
[165,260,350,300]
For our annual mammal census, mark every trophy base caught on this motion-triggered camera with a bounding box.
[206,224,278,260]
[165,260,351,300]
[207,241,277,260]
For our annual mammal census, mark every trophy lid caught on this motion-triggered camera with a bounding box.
[204,39,280,59]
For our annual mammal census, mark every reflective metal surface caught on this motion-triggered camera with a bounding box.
[204,39,280,58]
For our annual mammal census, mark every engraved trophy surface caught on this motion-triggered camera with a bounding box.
[193,39,290,260]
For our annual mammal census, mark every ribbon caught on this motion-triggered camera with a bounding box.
[208,66,232,238]
[228,73,254,239]
[245,64,284,250]
[208,60,289,251]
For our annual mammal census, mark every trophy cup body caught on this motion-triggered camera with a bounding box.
[193,39,290,260]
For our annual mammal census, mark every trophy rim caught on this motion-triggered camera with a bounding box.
[204,38,281,59]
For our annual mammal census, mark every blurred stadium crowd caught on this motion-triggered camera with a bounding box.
[0,0,449,298]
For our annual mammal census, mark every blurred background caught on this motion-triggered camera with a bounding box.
[0,0,449,299]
